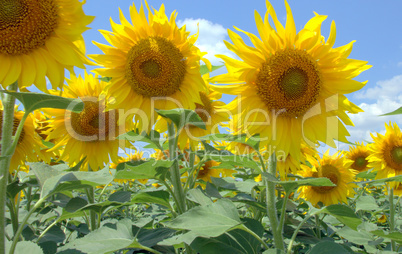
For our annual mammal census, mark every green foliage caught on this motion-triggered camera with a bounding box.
[0,91,84,113]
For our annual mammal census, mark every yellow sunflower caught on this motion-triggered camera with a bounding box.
[0,105,43,172]
[298,151,357,207]
[91,1,208,131]
[44,71,127,170]
[210,0,370,163]
[196,160,236,183]
[367,122,402,182]
[0,0,94,91]
[344,142,371,174]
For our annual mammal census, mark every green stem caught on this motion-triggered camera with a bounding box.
[37,219,59,242]
[265,153,285,252]
[389,187,396,251]
[167,123,186,214]
[0,81,18,254]
[287,210,320,254]
[85,187,97,231]
[278,191,289,237]
[9,197,46,254]
[239,224,270,250]
[315,214,321,239]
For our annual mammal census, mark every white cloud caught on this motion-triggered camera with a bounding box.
[347,75,402,143]
[177,18,238,65]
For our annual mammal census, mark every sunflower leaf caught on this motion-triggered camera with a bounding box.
[114,159,173,180]
[0,91,84,113]
[200,65,224,76]
[320,204,362,230]
[156,108,206,130]
[262,173,335,193]
[380,106,402,116]
[116,129,164,150]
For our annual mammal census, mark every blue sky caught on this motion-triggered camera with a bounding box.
[79,0,402,150]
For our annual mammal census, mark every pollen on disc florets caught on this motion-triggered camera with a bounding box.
[0,0,58,55]
[70,101,116,140]
[256,48,321,117]
[386,145,402,172]
[125,36,186,98]
[311,164,340,193]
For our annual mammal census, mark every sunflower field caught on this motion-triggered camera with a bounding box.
[1,1,402,254]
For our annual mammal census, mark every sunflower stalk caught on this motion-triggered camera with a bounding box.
[167,122,186,214]
[388,187,397,251]
[265,152,285,252]
[0,82,18,253]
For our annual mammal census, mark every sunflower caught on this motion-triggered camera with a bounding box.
[196,160,235,183]
[298,151,357,207]
[210,0,370,163]
[367,122,402,188]
[0,104,43,172]
[344,142,371,174]
[0,0,94,91]
[91,1,208,131]
[44,71,127,170]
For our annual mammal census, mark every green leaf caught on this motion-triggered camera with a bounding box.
[0,91,84,113]
[98,76,112,82]
[262,173,335,193]
[200,64,224,75]
[199,133,260,151]
[108,191,131,203]
[320,205,362,230]
[355,195,379,211]
[37,226,66,244]
[164,199,241,238]
[360,174,402,186]
[355,170,376,179]
[65,197,89,213]
[370,230,402,244]
[116,129,164,150]
[156,108,206,130]
[114,159,172,180]
[308,241,350,254]
[197,152,261,172]
[187,188,213,206]
[6,241,44,254]
[336,227,374,245]
[211,177,258,194]
[380,106,402,116]
[59,219,135,253]
[131,190,171,208]
[35,166,113,199]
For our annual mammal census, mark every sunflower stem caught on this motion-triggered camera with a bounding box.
[167,122,186,214]
[0,82,18,254]
[85,186,98,231]
[388,187,396,251]
[265,152,285,252]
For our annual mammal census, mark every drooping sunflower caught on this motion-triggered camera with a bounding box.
[0,104,44,172]
[210,0,370,162]
[298,151,357,207]
[0,0,94,91]
[344,142,371,174]
[91,1,208,131]
[44,71,127,170]
[367,122,402,184]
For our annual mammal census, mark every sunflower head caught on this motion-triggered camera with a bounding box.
[45,71,126,170]
[298,151,357,207]
[368,122,402,179]
[0,0,94,91]
[210,0,370,166]
[91,1,208,131]
[344,142,371,174]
